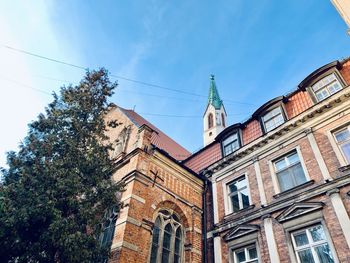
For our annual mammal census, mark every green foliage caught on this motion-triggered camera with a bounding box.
[0,69,123,263]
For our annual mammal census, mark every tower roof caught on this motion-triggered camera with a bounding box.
[208,74,223,109]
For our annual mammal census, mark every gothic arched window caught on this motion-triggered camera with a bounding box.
[149,210,184,263]
[99,205,119,247]
[208,113,214,129]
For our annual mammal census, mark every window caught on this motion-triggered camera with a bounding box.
[208,113,214,129]
[150,210,183,263]
[227,176,250,212]
[333,126,350,163]
[312,73,343,102]
[262,107,285,132]
[232,244,259,263]
[222,113,226,127]
[273,150,307,192]
[223,133,239,156]
[291,224,335,263]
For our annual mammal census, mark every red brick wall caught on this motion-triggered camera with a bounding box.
[340,59,350,85]
[285,90,314,119]
[242,119,263,145]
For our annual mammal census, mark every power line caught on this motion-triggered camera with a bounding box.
[1,44,257,106]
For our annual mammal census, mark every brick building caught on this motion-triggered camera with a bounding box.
[184,58,350,263]
[106,57,350,263]
[104,107,204,263]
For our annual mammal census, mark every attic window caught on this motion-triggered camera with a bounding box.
[311,73,343,102]
[222,133,239,156]
[262,107,285,132]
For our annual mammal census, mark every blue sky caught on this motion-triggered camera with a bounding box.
[1,0,350,167]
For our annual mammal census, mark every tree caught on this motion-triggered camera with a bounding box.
[0,69,123,263]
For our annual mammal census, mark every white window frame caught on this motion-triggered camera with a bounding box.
[311,73,343,102]
[331,125,350,165]
[225,175,251,214]
[223,133,240,156]
[262,106,285,132]
[231,243,260,263]
[269,146,311,194]
[291,224,337,263]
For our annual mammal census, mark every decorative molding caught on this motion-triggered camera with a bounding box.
[339,164,350,172]
[276,202,324,223]
[327,188,340,196]
[223,224,260,241]
[261,214,272,220]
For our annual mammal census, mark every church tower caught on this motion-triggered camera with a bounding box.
[203,75,227,146]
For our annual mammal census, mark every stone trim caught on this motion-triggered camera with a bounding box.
[275,202,324,223]
[120,193,146,204]
[263,217,281,263]
[223,224,260,241]
[214,236,222,263]
[306,131,332,180]
[111,241,139,252]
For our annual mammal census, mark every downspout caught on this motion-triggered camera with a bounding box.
[202,176,208,263]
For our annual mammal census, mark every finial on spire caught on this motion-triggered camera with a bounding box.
[210,74,215,80]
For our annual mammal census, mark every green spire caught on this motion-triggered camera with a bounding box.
[208,74,223,109]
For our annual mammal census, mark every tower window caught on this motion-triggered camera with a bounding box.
[222,113,226,127]
[208,113,214,129]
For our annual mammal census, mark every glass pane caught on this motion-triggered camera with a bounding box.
[335,129,350,142]
[275,159,287,171]
[277,170,294,191]
[150,221,160,263]
[174,255,180,263]
[294,231,309,247]
[315,244,335,263]
[236,250,246,262]
[287,152,299,165]
[274,114,285,127]
[291,163,306,186]
[161,250,170,263]
[150,243,158,263]
[248,247,258,259]
[176,227,182,238]
[231,194,240,212]
[310,225,326,242]
[265,119,275,132]
[228,182,237,193]
[341,142,350,163]
[236,177,247,190]
[298,249,315,263]
[224,134,237,144]
[240,188,250,208]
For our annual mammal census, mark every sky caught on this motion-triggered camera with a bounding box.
[0,0,350,167]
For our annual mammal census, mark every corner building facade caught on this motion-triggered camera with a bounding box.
[184,58,350,263]
[105,58,350,263]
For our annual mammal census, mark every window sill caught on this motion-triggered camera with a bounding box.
[273,180,315,199]
[338,164,350,173]
[224,205,255,220]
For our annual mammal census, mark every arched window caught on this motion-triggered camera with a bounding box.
[99,205,119,262]
[221,113,226,127]
[150,210,183,263]
[208,113,214,129]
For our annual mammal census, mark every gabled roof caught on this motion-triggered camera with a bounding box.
[119,107,191,161]
[208,75,223,110]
